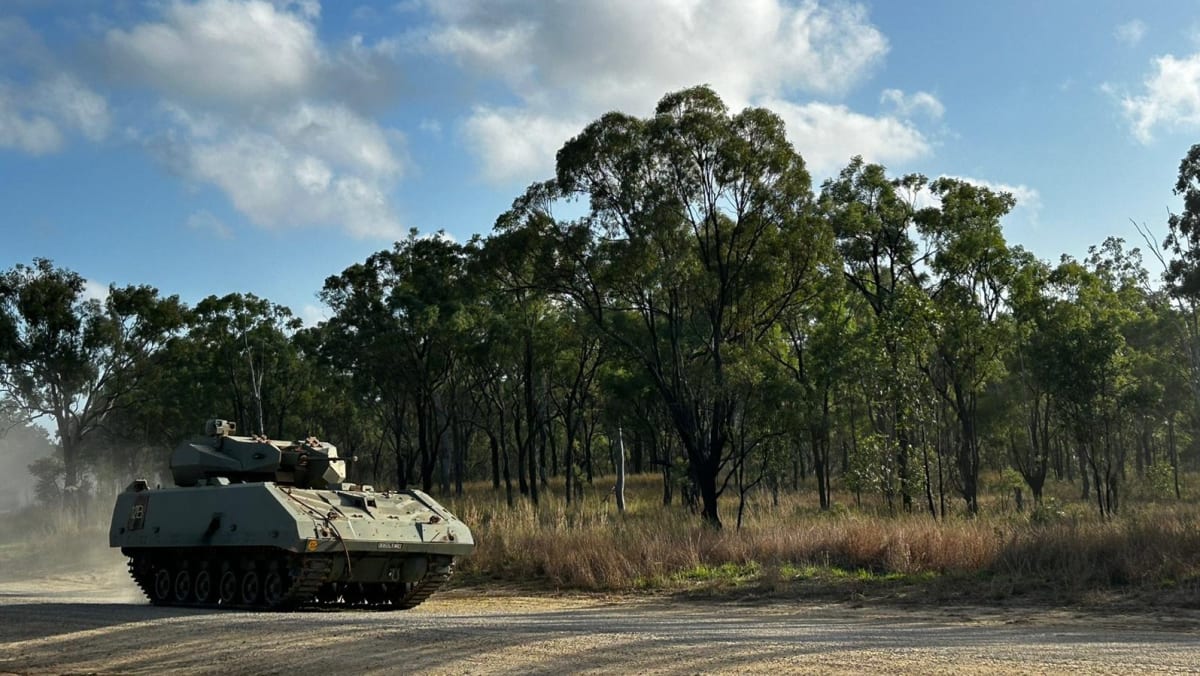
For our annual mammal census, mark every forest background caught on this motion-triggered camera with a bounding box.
[6,87,1200,601]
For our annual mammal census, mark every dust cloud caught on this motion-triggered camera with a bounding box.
[0,420,141,603]
[0,421,54,513]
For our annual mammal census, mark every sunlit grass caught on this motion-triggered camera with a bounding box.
[444,472,1200,602]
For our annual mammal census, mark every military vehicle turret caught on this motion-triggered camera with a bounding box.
[110,419,474,610]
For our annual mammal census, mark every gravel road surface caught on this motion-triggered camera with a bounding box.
[1,566,1199,674]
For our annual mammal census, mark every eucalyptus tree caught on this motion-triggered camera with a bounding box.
[1162,145,1200,400]
[1004,248,1056,503]
[915,178,1017,514]
[291,324,375,483]
[456,271,520,504]
[1031,248,1138,517]
[543,307,604,504]
[768,269,856,510]
[187,293,305,437]
[0,258,185,489]
[320,231,469,492]
[477,208,567,505]
[547,86,831,527]
[821,158,929,511]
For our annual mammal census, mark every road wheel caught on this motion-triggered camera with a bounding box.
[263,569,286,608]
[173,569,192,604]
[239,568,261,606]
[218,567,238,605]
[193,568,213,603]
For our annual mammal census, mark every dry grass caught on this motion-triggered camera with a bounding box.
[445,474,1200,604]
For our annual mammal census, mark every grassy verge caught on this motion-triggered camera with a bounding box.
[446,474,1200,607]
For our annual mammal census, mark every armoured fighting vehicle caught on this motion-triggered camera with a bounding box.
[110,419,474,610]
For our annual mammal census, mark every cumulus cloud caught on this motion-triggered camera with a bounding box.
[765,99,932,175]
[1119,52,1200,142]
[462,107,588,184]
[105,0,403,111]
[105,0,322,107]
[168,102,404,238]
[419,0,911,185]
[103,0,407,238]
[1115,19,1146,47]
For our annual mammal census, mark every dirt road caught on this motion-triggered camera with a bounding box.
[1,561,1198,674]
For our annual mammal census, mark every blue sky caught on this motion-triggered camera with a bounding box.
[3,0,1200,322]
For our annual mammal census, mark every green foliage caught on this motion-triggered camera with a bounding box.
[1144,463,1176,499]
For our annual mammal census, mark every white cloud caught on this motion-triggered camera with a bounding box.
[1115,19,1146,47]
[103,0,407,238]
[420,0,896,185]
[186,210,233,239]
[278,103,402,178]
[105,0,322,107]
[171,102,403,238]
[31,75,111,142]
[299,303,329,327]
[0,87,62,155]
[105,0,403,111]
[462,107,588,184]
[1120,52,1200,142]
[0,75,110,155]
[765,99,932,175]
[82,279,110,303]
[880,89,944,120]
[426,0,887,108]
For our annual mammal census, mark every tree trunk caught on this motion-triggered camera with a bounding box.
[1169,414,1181,500]
[489,430,501,490]
[697,466,720,528]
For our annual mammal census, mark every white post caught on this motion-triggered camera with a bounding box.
[615,426,627,514]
